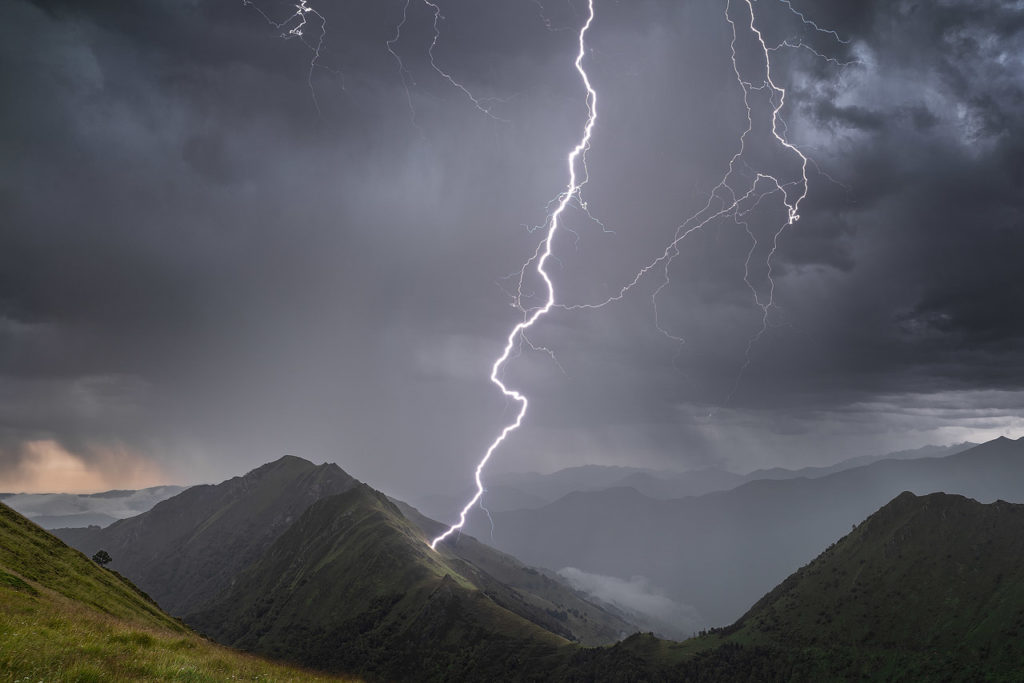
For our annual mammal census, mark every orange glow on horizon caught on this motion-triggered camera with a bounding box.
[1,440,168,494]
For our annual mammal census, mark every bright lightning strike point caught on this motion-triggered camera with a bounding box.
[430,0,598,550]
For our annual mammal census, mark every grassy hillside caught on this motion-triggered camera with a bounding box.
[54,455,357,615]
[188,484,583,681]
[0,502,353,681]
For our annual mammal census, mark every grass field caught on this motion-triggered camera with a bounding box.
[0,502,357,682]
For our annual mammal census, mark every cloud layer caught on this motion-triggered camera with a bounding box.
[2,0,1022,494]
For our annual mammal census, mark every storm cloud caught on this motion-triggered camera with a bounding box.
[1,0,1022,497]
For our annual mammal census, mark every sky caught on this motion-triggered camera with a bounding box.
[1,0,1023,499]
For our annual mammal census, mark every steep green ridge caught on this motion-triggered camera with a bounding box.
[560,492,1024,681]
[0,501,179,632]
[395,499,634,645]
[716,491,1024,677]
[188,484,571,681]
[55,455,357,615]
[0,502,353,681]
[561,493,1024,679]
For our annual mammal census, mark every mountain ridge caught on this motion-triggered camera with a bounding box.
[54,454,359,615]
[187,483,574,680]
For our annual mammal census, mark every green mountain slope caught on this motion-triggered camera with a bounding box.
[55,455,631,650]
[395,499,634,646]
[718,491,1024,677]
[55,455,357,615]
[187,484,573,681]
[0,502,352,681]
[563,491,1024,681]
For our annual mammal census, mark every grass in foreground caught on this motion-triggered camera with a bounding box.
[0,584,352,681]
[0,501,355,682]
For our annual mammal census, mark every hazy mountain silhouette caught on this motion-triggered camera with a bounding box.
[0,485,187,529]
[465,437,1024,627]
[415,442,975,520]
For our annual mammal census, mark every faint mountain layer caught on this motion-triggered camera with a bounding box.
[0,502,351,681]
[416,442,975,519]
[54,455,358,615]
[0,485,187,529]
[466,436,1024,627]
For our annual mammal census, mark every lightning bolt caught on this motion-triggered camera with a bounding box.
[243,0,846,546]
[429,0,597,550]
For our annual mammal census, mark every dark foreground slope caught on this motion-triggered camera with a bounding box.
[564,492,1024,681]
[188,484,573,681]
[0,502,352,681]
[55,455,357,615]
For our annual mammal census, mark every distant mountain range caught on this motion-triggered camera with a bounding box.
[463,437,1024,627]
[413,442,976,520]
[0,485,187,529]
[28,445,1024,680]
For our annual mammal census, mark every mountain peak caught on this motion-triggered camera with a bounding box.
[53,452,359,616]
[244,453,315,475]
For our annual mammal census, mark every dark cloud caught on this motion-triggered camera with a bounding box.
[1,0,1022,496]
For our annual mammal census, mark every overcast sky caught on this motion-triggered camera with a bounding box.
[2,0,1023,499]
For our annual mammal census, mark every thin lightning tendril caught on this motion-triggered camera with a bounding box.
[557,0,845,409]
[422,1,509,122]
[429,0,597,550]
[387,0,420,127]
[243,0,335,114]
[388,0,512,126]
